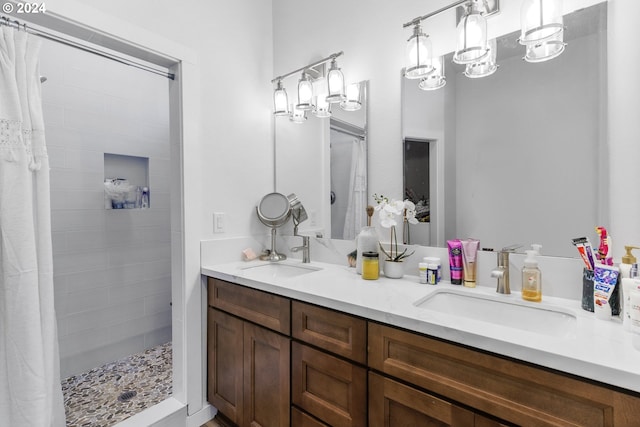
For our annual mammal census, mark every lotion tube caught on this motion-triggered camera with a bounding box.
[461,238,480,288]
[447,239,463,285]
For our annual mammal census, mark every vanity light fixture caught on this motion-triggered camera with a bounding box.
[314,95,332,118]
[404,0,567,91]
[519,0,565,63]
[271,52,346,117]
[419,56,446,91]
[453,0,490,65]
[519,0,564,45]
[340,82,362,111]
[326,58,346,103]
[289,104,307,123]
[405,23,434,79]
[296,71,314,110]
[464,38,498,78]
[273,79,289,116]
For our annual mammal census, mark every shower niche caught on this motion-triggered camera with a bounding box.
[103,153,150,209]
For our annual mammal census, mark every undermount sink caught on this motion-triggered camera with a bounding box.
[239,262,322,280]
[414,289,577,338]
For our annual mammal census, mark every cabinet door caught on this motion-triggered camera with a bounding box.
[208,308,243,426]
[243,322,290,427]
[292,301,367,364]
[369,372,475,427]
[292,342,366,427]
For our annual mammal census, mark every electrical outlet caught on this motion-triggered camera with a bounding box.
[213,212,225,233]
[309,210,317,227]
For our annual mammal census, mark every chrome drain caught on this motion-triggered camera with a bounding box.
[117,390,137,402]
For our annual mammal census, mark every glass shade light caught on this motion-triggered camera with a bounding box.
[418,56,446,91]
[326,58,345,103]
[273,80,289,116]
[340,82,362,111]
[523,31,566,63]
[296,71,314,110]
[464,38,498,78]
[519,0,564,45]
[405,24,434,79]
[453,2,489,65]
[314,95,331,118]
[290,104,307,123]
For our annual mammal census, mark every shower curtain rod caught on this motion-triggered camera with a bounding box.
[330,117,365,140]
[0,16,175,80]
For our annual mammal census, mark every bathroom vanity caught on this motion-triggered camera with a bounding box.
[202,260,640,427]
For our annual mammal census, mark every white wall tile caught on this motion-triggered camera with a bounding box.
[64,300,144,335]
[51,209,105,231]
[46,146,67,169]
[108,310,171,343]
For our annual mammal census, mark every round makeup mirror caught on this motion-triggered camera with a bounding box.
[257,192,291,227]
[256,192,292,261]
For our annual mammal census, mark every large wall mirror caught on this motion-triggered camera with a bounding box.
[273,0,608,259]
[402,2,607,257]
[275,81,368,240]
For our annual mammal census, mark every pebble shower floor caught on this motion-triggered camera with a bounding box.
[61,342,172,426]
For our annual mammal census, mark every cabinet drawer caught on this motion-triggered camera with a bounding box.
[292,301,367,364]
[208,277,290,335]
[292,342,366,427]
[369,371,475,426]
[291,407,330,427]
[368,322,627,427]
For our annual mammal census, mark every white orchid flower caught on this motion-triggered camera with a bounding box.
[404,199,419,224]
[378,209,397,228]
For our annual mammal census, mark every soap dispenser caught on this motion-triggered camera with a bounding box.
[620,245,640,330]
[620,245,639,279]
[522,250,542,302]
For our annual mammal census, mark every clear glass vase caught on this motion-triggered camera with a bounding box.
[356,226,379,275]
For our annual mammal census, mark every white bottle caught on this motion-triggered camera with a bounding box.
[629,287,640,350]
[418,262,428,284]
[424,257,441,283]
[620,245,640,330]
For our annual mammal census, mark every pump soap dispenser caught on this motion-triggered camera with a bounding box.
[620,246,640,279]
[621,245,640,330]
[522,250,542,302]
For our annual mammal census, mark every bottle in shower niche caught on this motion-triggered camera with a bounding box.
[141,187,150,208]
[522,250,542,302]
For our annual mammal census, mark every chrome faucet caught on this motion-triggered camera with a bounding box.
[490,245,521,294]
[291,235,310,263]
[291,222,310,263]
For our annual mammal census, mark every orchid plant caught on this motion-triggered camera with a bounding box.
[373,194,418,262]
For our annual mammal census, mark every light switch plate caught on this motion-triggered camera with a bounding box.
[213,212,225,233]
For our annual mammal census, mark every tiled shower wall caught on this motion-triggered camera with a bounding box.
[39,39,172,378]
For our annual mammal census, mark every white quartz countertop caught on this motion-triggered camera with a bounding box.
[201,259,640,394]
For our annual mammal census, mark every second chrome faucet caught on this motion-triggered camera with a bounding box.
[490,245,521,294]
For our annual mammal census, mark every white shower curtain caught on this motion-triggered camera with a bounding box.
[342,139,367,240]
[0,27,66,426]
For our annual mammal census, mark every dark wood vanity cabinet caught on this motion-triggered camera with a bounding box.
[207,278,290,427]
[206,277,640,427]
[368,322,640,427]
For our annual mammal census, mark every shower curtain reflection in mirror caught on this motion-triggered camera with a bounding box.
[330,119,367,240]
[0,26,66,426]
